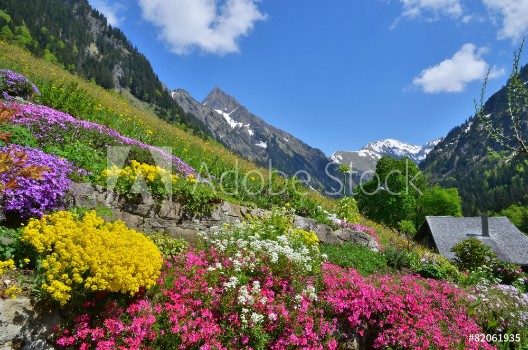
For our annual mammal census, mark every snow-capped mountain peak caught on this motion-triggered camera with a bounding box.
[330,138,442,176]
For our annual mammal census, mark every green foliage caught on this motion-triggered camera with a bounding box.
[355,156,425,229]
[495,204,528,234]
[148,232,188,258]
[174,179,219,217]
[0,9,12,22]
[415,186,462,227]
[319,242,388,276]
[356,157,463,231]
[382,244,418,270]
[335,196,359,224]
[38,81,97,117]
[417,253,460,282]
[0,25,13,40]
[0,226,35,268]
[450,237,497,272]
[398,219,417,236]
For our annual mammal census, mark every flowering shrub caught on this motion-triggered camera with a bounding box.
[418,252,460,282]
[55,297,157,349]
[490,261,525,285]
[294,228,319,246]
[0,145,78,218]
[336,196,359,224]
[152,248,337,349]
[0,69,40,100]
[22,210,163,305]
[102,160,179,198]
[200,209,325,276]
[471,283,528,340]
[322,263,493,349]
[451,237,497,272]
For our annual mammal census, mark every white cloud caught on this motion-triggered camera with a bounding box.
[137,0,267,55]
[413,43,505,93]
[90,0,125,26]
[400,0,462,19]
[483,0,528,41]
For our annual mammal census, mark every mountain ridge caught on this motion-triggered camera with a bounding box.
[173,86,337,192]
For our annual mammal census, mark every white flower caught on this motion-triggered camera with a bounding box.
[223,276,239,290]
[252,280,261,292]
[250,312,264,325]
[268,312,277,321]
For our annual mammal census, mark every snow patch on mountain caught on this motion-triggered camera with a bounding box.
[215,108,241,129]
[255,141,267,149]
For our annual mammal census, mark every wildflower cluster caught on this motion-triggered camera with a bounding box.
[0,258,15,274]
[6,101,195,176]
[322,263,493,349]
[0,145,78,218]
[0,69,40,100]
[471,283,528,338]
[153,247,336,349]
[55,298,157,349]
[22,210,162,305]
[200,209,325,276]
[102,160,179,198]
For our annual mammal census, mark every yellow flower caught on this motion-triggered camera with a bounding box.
[22,210,163,306]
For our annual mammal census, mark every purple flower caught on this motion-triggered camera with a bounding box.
[0,70,40,99]
[7,102,196,177]
[0,145,77,218]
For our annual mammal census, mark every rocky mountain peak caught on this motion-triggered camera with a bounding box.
[202,87,240,112]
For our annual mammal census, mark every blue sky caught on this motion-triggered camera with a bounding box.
[88,0,528,156]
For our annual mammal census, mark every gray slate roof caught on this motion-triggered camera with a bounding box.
[424,216,528,265]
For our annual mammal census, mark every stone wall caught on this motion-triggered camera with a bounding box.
[68,182,379,251]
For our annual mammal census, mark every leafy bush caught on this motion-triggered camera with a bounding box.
[451,237,497,272]
[320,242,387,276]
[173,175,219,216]
[382,243,415,270]
[21,210,163,305]
[0,226,35,267]
[417,253,460,281]
[148,232,188,258]
[0,69,39,100]
[490,260,525,285]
